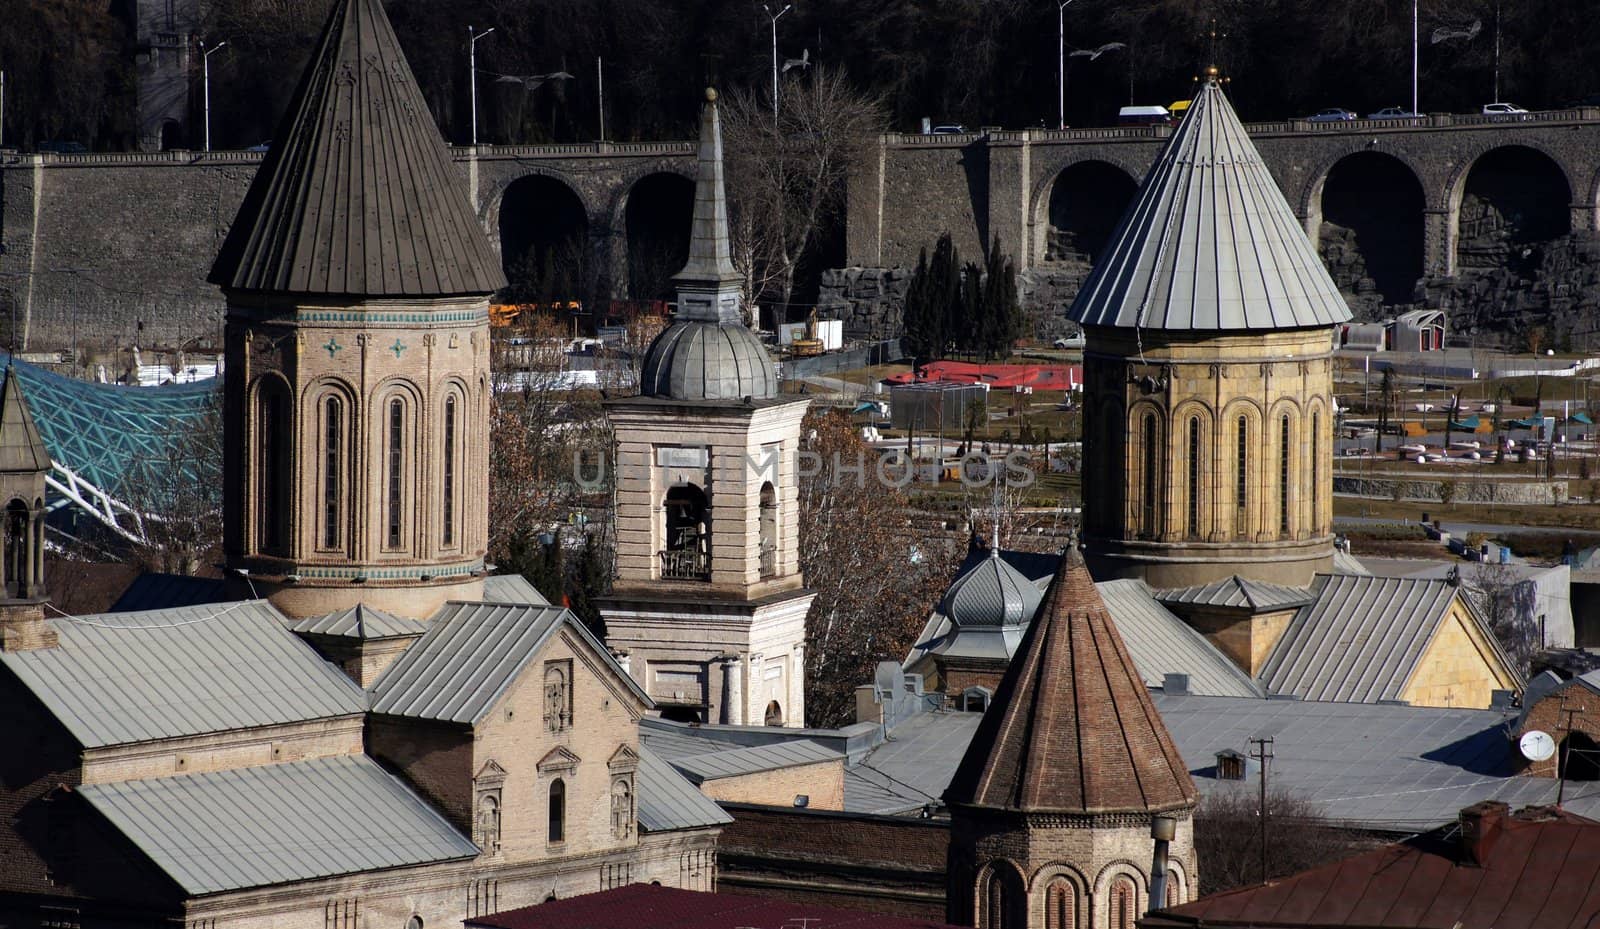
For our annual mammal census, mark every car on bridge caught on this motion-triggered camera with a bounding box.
[1306,107,1357,122]
[1367,106,1420,119]
[1482,102,1530,118]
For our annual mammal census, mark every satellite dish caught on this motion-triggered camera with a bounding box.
[1520,729,1556,762]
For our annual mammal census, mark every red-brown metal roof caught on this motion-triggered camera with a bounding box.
[1144,806,1600,929]
[466,884,963,929]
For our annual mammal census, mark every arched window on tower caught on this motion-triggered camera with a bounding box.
[1111,876,1138,929]
[1235,415,1248,536]
[1312,411,1321,532]
[1187,416,1201,539]
[661,484,710,580]
[322,396,342,550]
[477,794,500,855]
[386,397,405,550]
[256,382,291,555]
[1280,414,1292,536]
[548,779,566,843]
[4,499,33,599]
[1166,869,1181,907]
[759,481,778,578]
[1044,879,1077,929]
[981,866,1025,929]
[443,395,457,547]
[1141,414,1159,538]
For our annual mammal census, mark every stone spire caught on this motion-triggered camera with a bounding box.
[945,545,1196,814]
[672,87,744,324]
[208,0,506,298]
[0,367,51,476]
[1067,75,1351,332]
[0,366,53,650]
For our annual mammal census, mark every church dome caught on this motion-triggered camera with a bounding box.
[940,550,1043,629]
[639,320,778,401]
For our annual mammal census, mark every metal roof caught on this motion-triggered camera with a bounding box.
[1259,574,1517,703]
[78,755,477,895]
[0,600,366,748]
[667,739,841,784]
[1098,579,1264,698]
[1154,575,1314,611]
[1067,78,1352,331]
[371,601,649,723]
[0,367,50,474]
[480,573,550,606]
[289,603,428,639]
[636,746,735,833]
[208,0,505,297]
[941,549,1043,629]
[639,321,778,401]
[467,883,963,929]
[1331,548,1371,576]
[672,90,743,304]
[108,573,229,612]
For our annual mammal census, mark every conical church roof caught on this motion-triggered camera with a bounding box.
[209,0,506,298]
[1067,76,1351,331]
[945,546,1196,814]
[0,367,51,474]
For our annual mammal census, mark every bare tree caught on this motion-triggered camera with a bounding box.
[1194,787,1375,896]
[1463,561,1541,675]
[721,68,886,326]
[119,387,224,576]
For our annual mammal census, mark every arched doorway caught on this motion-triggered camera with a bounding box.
[1044,161,1138,267]
[498,175,589,305]
[1318,152,1425,308]
[1456,146,1572,276]
[626,173,694,301]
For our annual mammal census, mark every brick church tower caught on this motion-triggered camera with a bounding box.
[945,545,1198,929]
[600,89,815,727]
[0,370,54,651]
[209,0,506,619]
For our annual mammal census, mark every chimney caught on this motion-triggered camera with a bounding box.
[0,603,57,651]
[1458,800,1509,866]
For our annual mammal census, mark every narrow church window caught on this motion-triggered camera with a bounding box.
[611,777,633,838]
[1187,416,1201,538]
[1311,411,1321,531]
[983,867,1024,929]
[548,779,566,843]
[1044,879,1076,929]
[443,396,457,547]
[1111,877,1137,929]
[759,481,778,578]
[1279,415,1291,535]
[1141,414,1158,538]
[1166,870,1181,907]
[387,398,404,549]
[477,794,500,854]
[324,397,341,549]
[1235,416,1248,534]
[257,385,290,554]
[661,483,711,580]
[5,501,29,599]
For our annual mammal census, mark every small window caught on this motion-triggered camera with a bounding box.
[1279,415,1291,535]
[387,398,405,549]
[405,917,423,929]
[1044,879,1076,929]
[962,686,992,712]
[1141,413,1158,538]
[1311,411,1321,530]
[611,778,633,839]
[1187,416,1201,538]
[1236,415,1248,534]
[1216,749,1246,781]
[1111,877,1137,929]
[323,396,341,549]
[443,396,457,547]
[548,779,566,843]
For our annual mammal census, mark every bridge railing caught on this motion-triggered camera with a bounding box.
[456,140,695,158]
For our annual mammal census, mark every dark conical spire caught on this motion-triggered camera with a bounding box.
[0,368,51,475]
[209,0,506,298]
[945,546,1196,814]
[672,87,744,324]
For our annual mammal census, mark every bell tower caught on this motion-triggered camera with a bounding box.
[0,368,55,651]
[209,0,506,619]
[600,89,815,727]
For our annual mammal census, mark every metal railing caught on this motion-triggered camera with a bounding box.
[659,548,710,581]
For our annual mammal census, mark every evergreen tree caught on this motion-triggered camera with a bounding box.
[980,236,1022,360]
[901,246,934,361]
[566,532,610,639]
[959,259,984,358]
[901,233,962,363]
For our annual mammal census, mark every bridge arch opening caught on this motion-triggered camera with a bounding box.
[1043,161,1137,268]
[1456,146,1572,277]
[625,173,694,301]
[498,175,590,305]
[1317,152,1425,308]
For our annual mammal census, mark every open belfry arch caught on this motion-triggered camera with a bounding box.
[1069,71,1352,589]
[601,89,815,727]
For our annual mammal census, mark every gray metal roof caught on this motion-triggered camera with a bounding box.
[636,746,734,833]
[1154,575,1313,611]
[0,601,366,748]
[941,549,1043,629]
[1098,579,1264,698]
[672,90,743,306]
[78,755,477,895]
[666,739,842,784]
[208,0,505,297]
[371,601,649,723]
[1258,574,1517,703]
[1067,78,1352,332]
[108,573,229,612]
[1331,548,1371,576]
[844,695,1600,829]
[481,573,550,606]
[639,321,778,402]
[0,367,50,473]
[289,603,428,640]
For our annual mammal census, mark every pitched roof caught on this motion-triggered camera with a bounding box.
[0,366,50,473]
[1067,78,1352,331]
[1259,574,1518,703]
[467,883,964,929]
[636,746,736,833]
[78,755,477,895]
[944,547,1196,813]
[667,739,841,784]
[1144,806,1600,929]
[1154,575,1314,611]
[371,601,649,723]
[480,573,550,606]
[208,0,505,297]
[0,601,366,748]
[1098,579,1264,698]
[289,603,428,639]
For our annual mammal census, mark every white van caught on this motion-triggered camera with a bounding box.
[1117,105,1171,126]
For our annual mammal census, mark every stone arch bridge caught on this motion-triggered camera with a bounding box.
[845,108,1600,341]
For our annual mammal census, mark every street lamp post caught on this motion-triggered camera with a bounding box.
[1058,0,1077,130]
[763,4,792,126]
[1411,0,1419,115]
[468,25,496,146]
[202,40,227,152]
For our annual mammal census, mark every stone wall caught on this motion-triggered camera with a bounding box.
[1332,475,1569,504]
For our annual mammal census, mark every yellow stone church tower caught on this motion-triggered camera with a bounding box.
[1069,73,1352,588]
